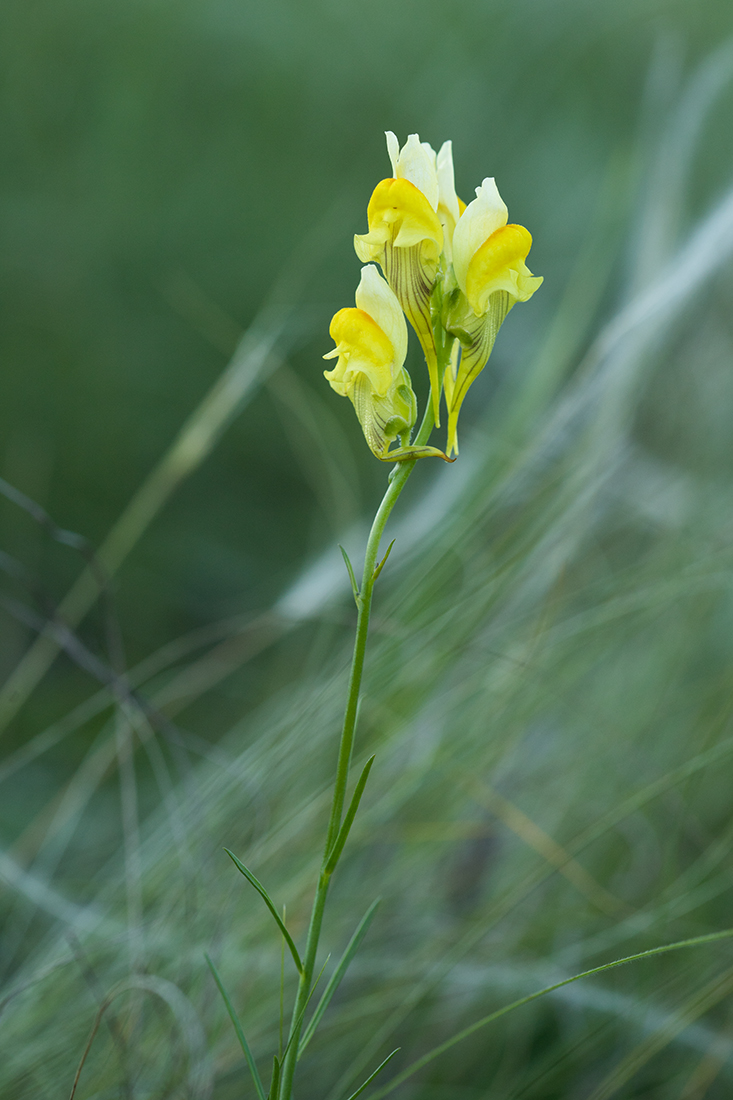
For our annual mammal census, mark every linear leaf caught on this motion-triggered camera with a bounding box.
[372,539,395,583]
[267,1056,280,1100]
[299,899,381,1058]
[205,953,266,1100]
[339,545,360,605]
[325,756,375,874]
[224,849,303,973]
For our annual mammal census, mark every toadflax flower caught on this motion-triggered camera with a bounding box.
[324,265,447,462]
[443,177,542,455]
[354,132,446,422]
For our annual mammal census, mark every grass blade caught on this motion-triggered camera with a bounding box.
[299,899,381,1058]
[224,849,303,974]
[366,927,733,1100]
[204,953,266,1100]
[325,757,375,874]
[343,1049,400,1100]
[279,906,286,1060]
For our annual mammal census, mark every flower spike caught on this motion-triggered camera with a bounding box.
[326,139,541,464]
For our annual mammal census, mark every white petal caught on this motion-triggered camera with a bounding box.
[452,177,508,293]
[385,131,400,177]
[437,140,460,226]
[385,132,440,211]
[354,265,408,368]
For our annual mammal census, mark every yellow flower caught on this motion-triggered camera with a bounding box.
[354,132,445,423]
[324,265,446,462]
[444,177,542,455]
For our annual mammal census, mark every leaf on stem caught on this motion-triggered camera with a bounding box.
[267,1056,280,1100]
[299,898,381,1058]
[372,540,396,583]
[204,953,266,1100]
[339,545,360,606]
[325,756,375,874]
[224,849,303,974]
[343,1049,400,1100]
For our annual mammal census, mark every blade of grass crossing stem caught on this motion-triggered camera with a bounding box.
[204,953,266,1100]
[343,1050,400,1100]
[279,906,286,1060]
[325,757,375,874]
[224,850,303,974]
[299,899,381,1058]
[366,928,733,1100]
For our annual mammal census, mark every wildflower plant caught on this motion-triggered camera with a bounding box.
[209,132,544,1100]
[212,133,733,1100]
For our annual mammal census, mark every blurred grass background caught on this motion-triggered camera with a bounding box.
[2,0,733,1096]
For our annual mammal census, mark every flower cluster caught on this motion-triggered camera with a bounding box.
[324,132,542,460]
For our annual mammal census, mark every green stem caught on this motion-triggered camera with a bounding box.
[277,402,436,1100]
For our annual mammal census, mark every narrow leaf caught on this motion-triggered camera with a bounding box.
[267,1056,280,1100]
[224,849,303,974]
[372,540,395,583]
[205,953,266,1100]
[344,1049,400,1100]
[339,545,360,605]
[299,898,381,1058]
[325,756,375,874]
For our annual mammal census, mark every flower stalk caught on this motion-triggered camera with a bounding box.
[276,391,438,1100]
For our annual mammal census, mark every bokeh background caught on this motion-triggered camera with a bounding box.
[2,0,733,1097]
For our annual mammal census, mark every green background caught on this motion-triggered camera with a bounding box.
[2,1,733,1097]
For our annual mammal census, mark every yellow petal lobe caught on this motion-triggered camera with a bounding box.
[466,224,542,316]
[355,177,443,257]
[324,307,395,398]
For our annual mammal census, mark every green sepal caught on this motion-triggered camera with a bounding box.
[378,444,454,463]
